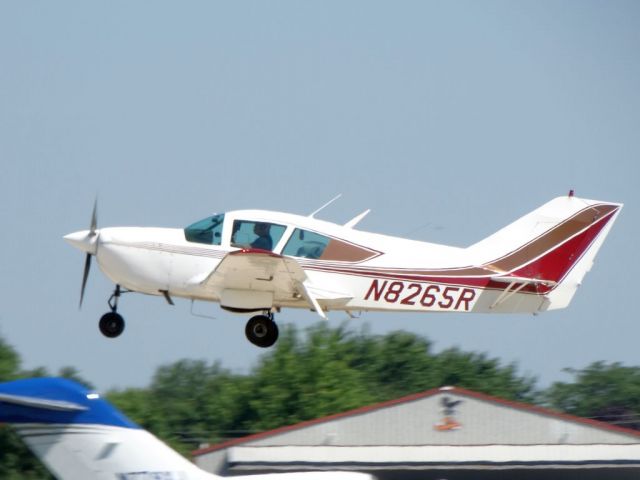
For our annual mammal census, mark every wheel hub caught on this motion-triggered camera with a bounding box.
[253,323,268,338]
[245,314,279,348]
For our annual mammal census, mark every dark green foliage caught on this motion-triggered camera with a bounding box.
[0,337,53,479]
[245,323,378,431]
[431,347,537,402]
[0,429,53,480]
[0,336,20,381]
[545,361,640,429]
[108,359,255,455]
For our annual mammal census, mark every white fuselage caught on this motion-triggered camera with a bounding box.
[92,223,487,314]
[65,196,623,319]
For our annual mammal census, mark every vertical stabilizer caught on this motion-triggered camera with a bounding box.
[538,200,623,310]
[469,195,622,313]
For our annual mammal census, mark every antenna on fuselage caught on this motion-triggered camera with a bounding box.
[344,209,371,228]
[309,193,342,218]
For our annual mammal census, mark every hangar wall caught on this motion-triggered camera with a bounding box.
[193,386,640,476]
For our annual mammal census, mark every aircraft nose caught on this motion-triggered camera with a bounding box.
[63,230,98,255]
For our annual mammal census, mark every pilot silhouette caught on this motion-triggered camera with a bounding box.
[251,223,272,251]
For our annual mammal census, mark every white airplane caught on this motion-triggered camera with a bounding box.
[64,192,622,347]
[0,377,373,480]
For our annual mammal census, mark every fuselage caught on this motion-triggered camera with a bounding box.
[85,205,507,315]
[64,196,623,318]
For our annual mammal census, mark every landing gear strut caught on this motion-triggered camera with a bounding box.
[245,312,279,348]
[99,285,125,338]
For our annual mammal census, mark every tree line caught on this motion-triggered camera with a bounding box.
[1,322,640,478]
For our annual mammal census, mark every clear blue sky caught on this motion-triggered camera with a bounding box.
[1,1,638,391]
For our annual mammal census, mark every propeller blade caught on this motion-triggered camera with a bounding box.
[79,253,92,309]
[76,198,99,308]
[89,199,98,237]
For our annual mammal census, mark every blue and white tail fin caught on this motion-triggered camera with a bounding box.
[0,378,373,480]
[0,377,216,480]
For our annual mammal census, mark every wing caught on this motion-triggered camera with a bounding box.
[489,274,557,309]
[191,249,350,318]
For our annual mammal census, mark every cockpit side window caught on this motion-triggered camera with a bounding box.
[283,228,379,262]
[231,220,286,252]
[282,229,330,259]
[184,213,225,245]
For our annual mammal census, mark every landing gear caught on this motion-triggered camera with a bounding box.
[99,285,126,339]
[245,313,279,348]
[99,311,125,338]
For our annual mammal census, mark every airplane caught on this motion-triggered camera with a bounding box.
[64,192,622,348]
[0,377,374,480]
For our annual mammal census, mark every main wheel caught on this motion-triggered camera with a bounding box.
[99,312,125,338]
[245,315,279,348]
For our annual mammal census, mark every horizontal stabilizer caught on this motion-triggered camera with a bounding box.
[0,392,87,412]
[490,275,557,287]
[489,275,557,310]
[0,377,138,428]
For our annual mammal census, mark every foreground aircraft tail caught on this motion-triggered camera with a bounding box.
[467,194,622,312]
[0,378,373,480]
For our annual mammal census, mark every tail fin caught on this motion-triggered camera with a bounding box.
[0,378,373,480]
[0,377,216,480]
[468,195,622,312]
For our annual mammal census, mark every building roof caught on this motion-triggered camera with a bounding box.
[193,386,640,457]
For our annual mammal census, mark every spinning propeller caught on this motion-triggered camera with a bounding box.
[64,200,100,308]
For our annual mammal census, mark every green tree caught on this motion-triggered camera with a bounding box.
[246,323,377,431]
[0,336,52,479]
[109,359,255,455]
[306,323,536,403]
[545,361,640,430]
[431,347,537,402]
[0,336,20,381]
[107,387,156,429]
[348,328,437,399]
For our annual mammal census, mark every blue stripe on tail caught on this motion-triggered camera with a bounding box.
[0,377,139,428]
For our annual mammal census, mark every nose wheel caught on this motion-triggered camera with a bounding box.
[99,311,125,338]
[99,285,126,338]
[245,313,279,348]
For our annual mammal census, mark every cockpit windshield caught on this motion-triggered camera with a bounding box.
[184,213,225,245]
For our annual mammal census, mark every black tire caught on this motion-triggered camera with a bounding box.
[245,315,279,348]
[99,312,125,338]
